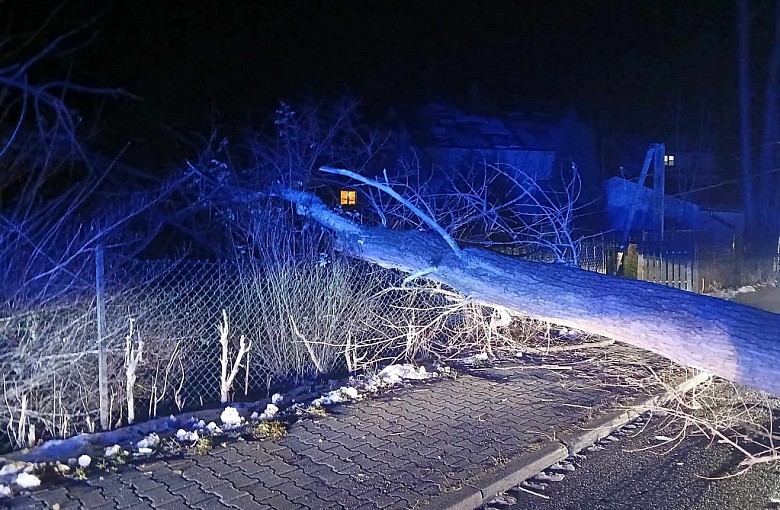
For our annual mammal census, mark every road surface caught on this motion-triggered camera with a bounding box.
[488,286,780,510]
[492,417,780,510]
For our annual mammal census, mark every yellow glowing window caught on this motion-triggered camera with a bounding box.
[664,154,675,167]
[340,189,356,205]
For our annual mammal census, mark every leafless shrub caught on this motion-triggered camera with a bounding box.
[218,310,252,404]
[647,376,780,474]
[339,157,586,265]
[241,256,386,387]
[0,12,192,448]
[344,278,548,368]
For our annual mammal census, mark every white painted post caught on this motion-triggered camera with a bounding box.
[95,245,109,430]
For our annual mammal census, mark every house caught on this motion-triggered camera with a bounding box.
[605,175,699,233]
[410,102,560,183]
[605,176,744,242]
[601,136,718,203]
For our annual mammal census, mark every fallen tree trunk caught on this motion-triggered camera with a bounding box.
[273,187,780,396]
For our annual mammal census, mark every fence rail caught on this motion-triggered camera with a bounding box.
[637,249,699,292]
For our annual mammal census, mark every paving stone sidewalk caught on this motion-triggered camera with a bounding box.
[9,349,690,510]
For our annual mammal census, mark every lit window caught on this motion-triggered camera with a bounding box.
[340,189,356,205]
[664,154,675,167]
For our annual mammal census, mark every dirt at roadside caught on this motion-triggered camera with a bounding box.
[732,286,780,315]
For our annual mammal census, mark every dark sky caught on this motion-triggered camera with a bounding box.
[6,1,765,142]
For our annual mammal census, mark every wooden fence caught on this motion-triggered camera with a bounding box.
[496,235,780,294]
[636,247,699,293]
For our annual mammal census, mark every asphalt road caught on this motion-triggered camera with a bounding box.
[488,287,780,510]
[489,414,779,510]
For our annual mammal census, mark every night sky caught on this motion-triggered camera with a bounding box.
[6,1,769,150]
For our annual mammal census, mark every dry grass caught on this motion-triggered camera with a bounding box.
[191,437,213,455]
[249,421,287,441]
[302,405,329,418]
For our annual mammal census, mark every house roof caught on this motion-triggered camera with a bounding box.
[415,102,559,151]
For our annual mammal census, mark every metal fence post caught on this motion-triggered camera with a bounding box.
[95,245,109,430]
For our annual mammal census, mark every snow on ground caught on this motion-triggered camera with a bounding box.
[707,282,769,299]
[0,363,438,499]
[313,363,437,405]
[220,407,243,429]
[175,429,199,442]
[311,387,360,407]
[259,403,279,420]
[458,352,490,365]
[13,473,40,489]
[136,433,160,450]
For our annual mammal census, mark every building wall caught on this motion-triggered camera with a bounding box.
[423,147,556,182]
[604,176,699,232]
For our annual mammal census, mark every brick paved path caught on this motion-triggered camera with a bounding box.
[9,352,673,509]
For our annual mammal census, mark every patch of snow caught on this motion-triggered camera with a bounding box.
[521,480,547,491]
[259,404,279,420]
[549,461,576,472]
[26,435,91,462]
[14,472,40,489]
[206,422,222,434]
[136,447,153,455]
[458,353,490,365]
[489,493,517,505]
[271,393,284,405]
[9,413,189,464]
[534,472,565,482]
[0,462,25,477]
[375,364,432,385]
[77,455,91,468]
[311,389,348,407]
[250,411,259,420]
[0,484,11,497]
[706,289,737,299]
[175,429,199,442]
[194,419,206,430]
[220,407,242,428]
[340,387,360,400]
[313,364,435,406]
[737,285,756,293]
[136,433,160,450]
[104,445,121,458]
[654,435,673,442]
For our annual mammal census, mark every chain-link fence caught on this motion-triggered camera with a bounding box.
[0,250,422,452]
[493,236,620,274]
[4,232,776,453]
[101,255,410,414]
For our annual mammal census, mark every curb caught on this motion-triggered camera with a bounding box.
[430,370,712,510]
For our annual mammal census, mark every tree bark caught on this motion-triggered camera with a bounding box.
[760,0,780,222]
[274,186,780,396]
[738,0,755,224]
